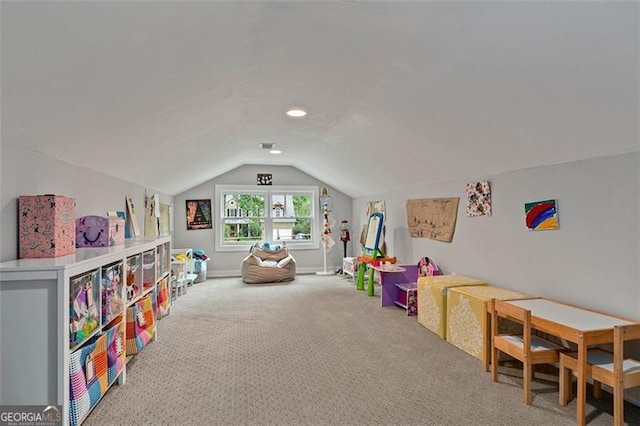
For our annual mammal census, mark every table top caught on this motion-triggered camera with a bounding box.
[507,298,635,332]
[371,264,406,273]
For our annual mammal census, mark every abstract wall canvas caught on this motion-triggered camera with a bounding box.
[144,193,160,238]
[186,199,213,230]
[257,173,272,185]
[465,181,491,217]
[406,197,460,242]
[525,199,558,230]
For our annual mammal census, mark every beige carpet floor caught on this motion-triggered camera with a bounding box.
[84,274,640,425]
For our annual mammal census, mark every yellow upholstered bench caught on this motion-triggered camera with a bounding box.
[446,285,532,371]
[417,275,487,339]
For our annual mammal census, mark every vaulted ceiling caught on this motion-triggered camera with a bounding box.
[2,1,638,197]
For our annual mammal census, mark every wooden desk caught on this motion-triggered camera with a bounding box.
[370,264,418,309]
[505,298,637,425]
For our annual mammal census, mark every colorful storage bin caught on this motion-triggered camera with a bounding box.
[101,261,124,324]
[69,269,100,350]
[417,274,487,339]
[446,285,532,369]
[18,194,76,258]
[126,295,155,355]
[142,249,156,291]
[126,254,142,303]
[157,277,170,319]
[342,257,361,278]
[104,316,125,385]
[68,333,108,426]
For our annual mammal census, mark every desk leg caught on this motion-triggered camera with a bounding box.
[367,266,375,296]
[379,274,396,307]
[483,309,491,372]
[576,337,587,426]
[356,264,366,291]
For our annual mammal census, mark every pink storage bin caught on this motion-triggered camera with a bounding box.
[76,216,125,248]
[18,194,76,258]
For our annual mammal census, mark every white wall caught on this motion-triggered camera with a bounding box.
[3,142,637,321]
[354,152,640,320]
[0,143,173,261]
[172,164,353,276]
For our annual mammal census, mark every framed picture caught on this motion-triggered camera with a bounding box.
[525,199,558,230]
[257,173,272,185]
[186,199,213,230]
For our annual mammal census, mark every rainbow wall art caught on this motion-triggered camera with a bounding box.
[524,199,558,231]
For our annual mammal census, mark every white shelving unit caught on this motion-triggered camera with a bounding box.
[171,248,198,297]
[0,236,171,425]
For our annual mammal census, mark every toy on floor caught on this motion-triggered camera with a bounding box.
[418,257,442,277]
[402,257,441,316]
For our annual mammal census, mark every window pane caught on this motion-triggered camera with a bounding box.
[223,220,264,243]
[224,193,265,217]
[291,194,312,217]
[217,185,318,251]
[292,218,311,240]
[270,194,312,218]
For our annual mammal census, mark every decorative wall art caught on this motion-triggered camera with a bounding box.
[465,181,492,217]
[320,187,333,212]
[257,173,273,185]
[361,200,386,249]
[125,195,141,237]
[186,199,213,230]
[144,193,160,238]
[365,200,386,219]
[525,199,558,231]
[159,203,171,236]
[114,211,130,238]
[406,197,460,242]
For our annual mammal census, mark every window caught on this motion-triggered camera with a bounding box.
[215,185,319,251]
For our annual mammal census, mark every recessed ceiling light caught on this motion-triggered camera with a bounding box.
[286,108,307,118]
[270,149,282,154]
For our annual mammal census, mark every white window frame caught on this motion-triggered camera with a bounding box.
[215,184,320,252]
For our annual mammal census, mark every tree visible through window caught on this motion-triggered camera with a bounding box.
[217,185,318,250]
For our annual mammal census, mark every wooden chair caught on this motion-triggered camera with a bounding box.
[491,299,566,404]
[559,324,640,426]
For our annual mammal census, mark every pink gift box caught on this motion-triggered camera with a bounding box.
[18,194,76,258]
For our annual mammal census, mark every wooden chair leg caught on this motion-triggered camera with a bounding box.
[531,364,536,380]
[523,361,532,405]
[613,383,623,426]
[593,380,602,399]
[559,358,572,406]
[492,343,499,382]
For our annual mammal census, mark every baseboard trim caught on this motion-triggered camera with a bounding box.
[208,266,341,278]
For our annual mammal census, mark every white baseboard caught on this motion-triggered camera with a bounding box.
[207,266,340,278]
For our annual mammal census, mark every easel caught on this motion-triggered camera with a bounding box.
[356,212,396,296]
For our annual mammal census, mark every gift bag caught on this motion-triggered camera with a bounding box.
[126,295,155,355]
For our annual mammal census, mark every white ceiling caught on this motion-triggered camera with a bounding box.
[2,1,638,197]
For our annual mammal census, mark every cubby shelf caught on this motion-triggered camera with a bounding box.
[0,236,171,426]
